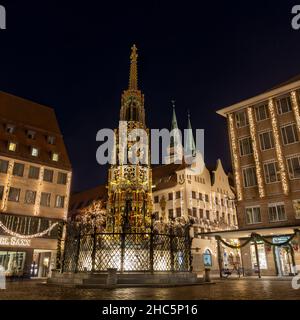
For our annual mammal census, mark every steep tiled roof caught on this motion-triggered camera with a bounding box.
[69,184,108,212]
[0,91,71,170]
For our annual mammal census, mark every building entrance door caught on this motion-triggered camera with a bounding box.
[275,246,293,276]
[32,250,52,278]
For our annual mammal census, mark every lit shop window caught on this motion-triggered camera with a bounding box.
[52,153,59,162]
[31,147,39,157]
[8,142,17,152]
[250,243,268,270]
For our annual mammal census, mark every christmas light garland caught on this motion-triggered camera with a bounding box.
[1,161,14,211]
[228,114,242,201]
[291,91,300,137]
[268,99,289,195]
[247,107,265,198]
[0,220,58,239]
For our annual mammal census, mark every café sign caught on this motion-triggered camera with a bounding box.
[0,236,31,247]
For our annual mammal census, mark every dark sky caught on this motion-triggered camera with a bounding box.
[1,1,300,192]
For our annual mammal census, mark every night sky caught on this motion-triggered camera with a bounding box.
[1,1,300,192]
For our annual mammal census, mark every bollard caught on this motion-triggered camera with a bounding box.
[106,268,118,287]
[204,268,211,283]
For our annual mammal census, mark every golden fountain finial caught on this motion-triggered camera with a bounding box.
[129,44,138,90]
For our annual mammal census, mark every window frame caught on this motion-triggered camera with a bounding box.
[259,130,275,151]
[245,206,262,224]
[281,123,299,145]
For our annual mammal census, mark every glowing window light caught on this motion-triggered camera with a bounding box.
[8,142,16,152]
[52,153,59,162]
[228,114,242,201]
[31,147,39,157]
[247,107,265,198]
[291,91,300,137]
[1,160,14,211]
[268,99,289,195]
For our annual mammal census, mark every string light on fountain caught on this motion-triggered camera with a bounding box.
[247,107,265,198]
[228,114,242,201]
[268,98,289,195]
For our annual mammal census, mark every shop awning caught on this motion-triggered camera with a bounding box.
[198,225,300,240]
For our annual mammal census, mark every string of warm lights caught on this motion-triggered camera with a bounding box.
[0,220,58,239]
[1,160,14,212]
[34,166,44,216]
[268,98,289,195]
[64,172,72,219]
[247,107,265,198]
[228,114,242,201]
[291,91,300,137]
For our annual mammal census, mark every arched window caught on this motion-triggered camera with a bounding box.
[203,249,212,267]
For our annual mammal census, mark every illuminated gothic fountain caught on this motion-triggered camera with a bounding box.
[49,46,196,286]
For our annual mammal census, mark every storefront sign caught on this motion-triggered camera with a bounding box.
[0,236,31,247]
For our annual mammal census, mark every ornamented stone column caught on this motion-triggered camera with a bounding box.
[268,98,289,195]
[247,107,265,198]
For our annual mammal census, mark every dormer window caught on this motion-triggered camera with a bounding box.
[47,136,56,145]
[8,142,17,152]
[27,130,36,140]
[52,152,59,162]
[6,124,15,134]
[31,147,39,157]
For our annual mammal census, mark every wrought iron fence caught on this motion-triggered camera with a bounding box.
[60,222,192,273]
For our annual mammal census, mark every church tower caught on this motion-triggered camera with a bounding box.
[106,45,153,233]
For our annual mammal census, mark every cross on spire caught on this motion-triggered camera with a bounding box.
[129,44,138,90]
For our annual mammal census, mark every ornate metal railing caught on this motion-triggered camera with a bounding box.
[59,222,192,273]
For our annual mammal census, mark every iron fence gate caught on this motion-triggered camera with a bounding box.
[60,223,192,273]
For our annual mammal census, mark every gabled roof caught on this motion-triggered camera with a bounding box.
[0,91,71,170]
[69,184,108,212]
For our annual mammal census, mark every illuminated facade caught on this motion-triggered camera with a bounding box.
[106,45,153,233]
[0,92,72,277]
[217,75,300,276]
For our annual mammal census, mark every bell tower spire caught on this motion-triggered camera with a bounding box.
[129,44,138,90]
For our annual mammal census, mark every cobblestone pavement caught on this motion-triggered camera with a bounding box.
[0,279,299,300]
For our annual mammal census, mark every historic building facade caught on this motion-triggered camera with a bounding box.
[151,107,238,273]
[0,92,72,277]
[216,75,300,276]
